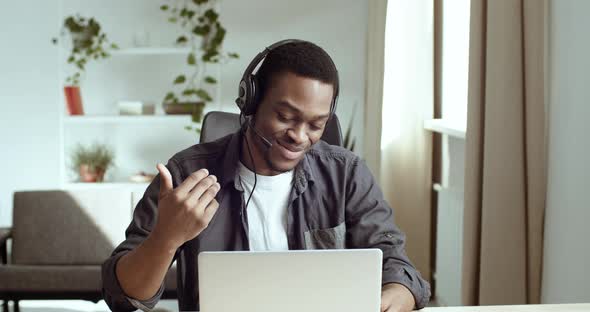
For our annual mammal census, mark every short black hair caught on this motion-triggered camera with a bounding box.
[255,41,339,107]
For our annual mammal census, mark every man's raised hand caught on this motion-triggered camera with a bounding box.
[151,164,221,251]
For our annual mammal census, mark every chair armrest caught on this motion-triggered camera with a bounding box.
[0,227,11,244]
[0,227,12,265]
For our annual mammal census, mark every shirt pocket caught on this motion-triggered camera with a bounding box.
[303,222,346,249]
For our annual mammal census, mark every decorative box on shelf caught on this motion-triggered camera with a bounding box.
[117,100,155,115]
[109,47,190,56]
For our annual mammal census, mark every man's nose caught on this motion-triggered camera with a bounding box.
[286,124,308,145]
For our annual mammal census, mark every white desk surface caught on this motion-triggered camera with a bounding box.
[182,304,590,312]
[423,303,590,311]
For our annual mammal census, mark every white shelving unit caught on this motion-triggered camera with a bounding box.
[60,113,198,188]
[56,1,220,191]
[58,54,203,188]
[64,181,150,190]
[64,115,192,124]
[110,47,190,56]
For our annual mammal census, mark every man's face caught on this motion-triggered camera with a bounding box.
[251,71,334,173]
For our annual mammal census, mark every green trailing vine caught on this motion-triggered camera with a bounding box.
[160,0,238,126]
[53,15,118,86]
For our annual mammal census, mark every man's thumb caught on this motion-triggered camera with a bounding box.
[157,163,173,196]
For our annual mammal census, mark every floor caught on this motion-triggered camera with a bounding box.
[1,299,178,312]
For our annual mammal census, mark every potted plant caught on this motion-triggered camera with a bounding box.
[160,0,239,133]
[70,143,115,183]
[53,15,118,115]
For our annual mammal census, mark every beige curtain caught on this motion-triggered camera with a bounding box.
[364,0,387,179]
[364,1,434,281]
[463,0,547,305]
[379,0,434,281]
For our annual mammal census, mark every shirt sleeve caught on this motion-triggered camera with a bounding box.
[101,160,182,312]
[344,157,432,309]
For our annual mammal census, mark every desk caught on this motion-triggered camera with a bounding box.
[180,304,590,312]
[423,303,590,311]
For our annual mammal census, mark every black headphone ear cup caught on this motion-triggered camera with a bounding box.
[243,74,258,116]
[248,74,259,115]
[237,79,248,112]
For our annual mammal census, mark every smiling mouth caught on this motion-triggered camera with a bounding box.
[277,141,305,160]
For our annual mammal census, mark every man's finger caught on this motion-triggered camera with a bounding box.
[193,183,220,212]
[176,168,209,196]
[188,175,217,199]
[202,197,220,223]
[157,163,173,197]
[185,178,218,208]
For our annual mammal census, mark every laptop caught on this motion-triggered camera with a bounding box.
[198,249,383,312]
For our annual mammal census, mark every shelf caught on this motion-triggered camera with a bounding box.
[64,115,193,124]
[110,47,190,56]
[63,182,151,190]
[423,119,466,139]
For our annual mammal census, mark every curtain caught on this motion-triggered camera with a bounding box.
[463,0,547,305]
[379,0,434,281]
[364,0,387,179]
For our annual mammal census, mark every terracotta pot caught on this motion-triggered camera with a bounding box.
[164,102,205,123]
[79,165,105,183]
[64,86,84,115]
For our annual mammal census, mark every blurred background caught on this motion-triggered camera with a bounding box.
[0,0,588,311]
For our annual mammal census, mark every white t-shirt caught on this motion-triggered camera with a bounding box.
[237,161,293,251]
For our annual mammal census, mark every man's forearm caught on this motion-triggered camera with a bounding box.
[115,233,177,301]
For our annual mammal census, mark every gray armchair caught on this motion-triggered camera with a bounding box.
[0,190,177,312]
[0,228,9,266]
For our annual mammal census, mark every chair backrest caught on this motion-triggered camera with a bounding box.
[199,111,343,146]
[12,190,132,265]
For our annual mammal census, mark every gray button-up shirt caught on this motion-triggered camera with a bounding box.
[102,130,431,311]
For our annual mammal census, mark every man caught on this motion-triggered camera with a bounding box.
[102,40,430,312]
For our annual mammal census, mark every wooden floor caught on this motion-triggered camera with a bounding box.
[1,300,177,312]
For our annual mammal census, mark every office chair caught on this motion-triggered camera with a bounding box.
[199,111,343,146]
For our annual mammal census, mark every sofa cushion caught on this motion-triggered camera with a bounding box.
[0,265,177,292]
[0,265,102,292]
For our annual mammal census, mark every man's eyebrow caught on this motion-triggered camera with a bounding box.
[275,100,331,121]
[276,100,301,113]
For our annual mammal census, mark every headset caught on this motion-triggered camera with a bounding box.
[235,39,339,117]
[235,39,340,211]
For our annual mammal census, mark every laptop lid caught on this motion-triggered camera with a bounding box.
[198,249,383,312]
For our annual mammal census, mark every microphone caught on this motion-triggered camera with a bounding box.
[247,118,273,148]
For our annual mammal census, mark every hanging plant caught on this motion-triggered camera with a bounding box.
[160,0,239,133]
[52,15,118,86]
[52,15,118,115]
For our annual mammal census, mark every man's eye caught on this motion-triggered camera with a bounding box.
[310,123,324,131]
[277,113,291,122]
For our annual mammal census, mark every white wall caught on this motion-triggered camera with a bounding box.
[0,1,61,227]
[542,0,590,303]
[0,0,368,226]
